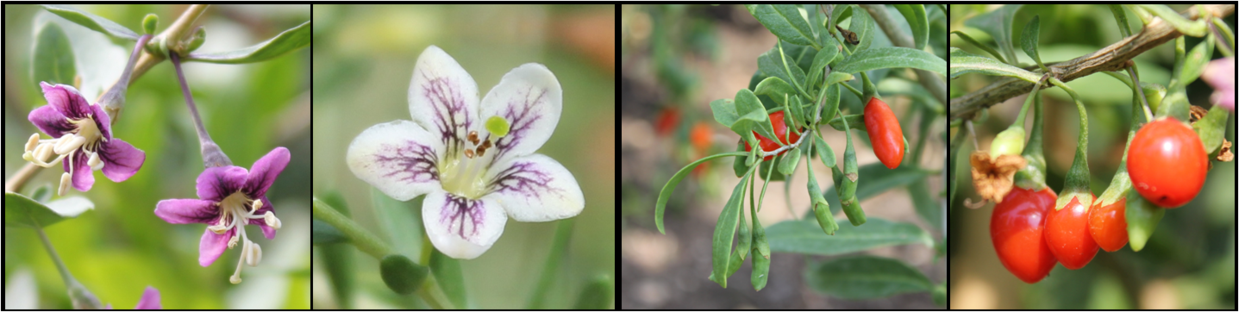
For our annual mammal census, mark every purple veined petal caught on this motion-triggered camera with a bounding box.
[90,102,113,139]
[243,147,290,198]
[196,166,249,202]
[66,152,94,192]
[1201,57,1235,111]
[40,82,92,119]
[408,45,480,155]
[347,120,445,201]
[98,138,145,182]
[198,227,234,267]
[483,153,584,222]
[247,196,277,240]
[478,63,563,164]
[422,190,507,259]
[154,199,219,224]
[134,286,161,310]
[27,105,73,138]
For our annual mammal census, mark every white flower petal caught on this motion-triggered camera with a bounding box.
[483,153,584,222]
[347,120,444,201]
[478,63,562,164]
[423,190,507,259]
[409,45,480,156]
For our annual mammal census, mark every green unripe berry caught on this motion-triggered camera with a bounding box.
[990,127,1026,157]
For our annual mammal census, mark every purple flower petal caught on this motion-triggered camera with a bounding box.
[99,138,144,182]
[66,152,94,192]
[422,190,507,259]
[27,105,73,138]
[408,45,480,154]
[483,154,584,222]
[40,82,92,119]
[243,147,290,198]
[478,63,563,164]
[347,120,445,201]
[198,228,233,267]
[154,199,219,224]
[90,102,113,139]
[1202,57,1235,111]
[247,196,277,240]
[196,166,249,202]
[134,286,161,310]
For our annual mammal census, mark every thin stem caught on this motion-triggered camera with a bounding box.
[312,198,394,259]
[5,163,40,193]
[759,126,811,158]
[416,284,447,309]
[34,222,74,287]
[1125,65,1154,122]
[128,5,211,86]
[527,219,574,309]
[170,53,232,168]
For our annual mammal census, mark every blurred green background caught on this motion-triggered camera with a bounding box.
[4,4,311,309]
[309,5,615,309]
[949,4,1236,309]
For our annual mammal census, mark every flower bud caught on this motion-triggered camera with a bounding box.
[185,26,206,52]
[142,14,159,35]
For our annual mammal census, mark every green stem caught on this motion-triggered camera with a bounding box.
[528,219,574,309]
[1048,78,1092,209]
[34,222,74,287]
[312,198,393,259]
[840,81,863,98]
[34,220,102,309]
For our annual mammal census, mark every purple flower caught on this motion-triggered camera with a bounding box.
[154,147,289,284]
[23,82,145,195]
[347,46,584,259]
[106,286,161,309]
[1201,57,1235,111]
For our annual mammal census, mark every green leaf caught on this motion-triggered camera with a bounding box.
[813,133,837,168]
[31,185,52,203]
[1193,105,1230,154]
[805,255,933,299]
[312,219,349,244]
[430,249,468,308]
[949,47,1039,82]
[933,282,947,306]
[1135,5,1207,37]
[908,180,941,231]
[316,191,356,308]
[746,5,818,48]
[1021,15,1045,71]
[950,31,1007,64]
[834,47,946,76]
[371,188,422,258]
[185,21,310,64]
[963,5,1023,63]
[41,5,139,40]
[1109,5,1133,37]
[656,152,747,234]
[1177,36,1214,88]
[710,173,751,288]
[830,5,853,38]
[823,72,854,87]
[848,7,877,52]
[807,163,931,218]
[751,241,770,291]
[758,42,809,95]
[778,146,801,175]
[766,218,933,255]
[709,98,739,128]
[379,254,429,295]
[572,274,614,309]
[818,82,843,123]
[754,77,796,107]
[5,193,93,229]
[806,38,840,88]
[32,23,77,87]
[735,88,778,144]
[893,5,929,49]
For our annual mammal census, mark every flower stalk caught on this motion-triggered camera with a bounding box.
[170,52,232,168]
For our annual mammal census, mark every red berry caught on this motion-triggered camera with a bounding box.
[991,187,1058,283]
[1088,197,1128,252]
[654,107,680,137]
[1045,194,1099,270]
[1127,117,1208,208]
[689,122,713,153]
[863,97,905,169]
[743,111,801,161]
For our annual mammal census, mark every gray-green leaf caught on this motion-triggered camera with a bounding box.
[963,5,1023,64]
[379,254,429,295]
[186,21,310,64]
[42,5,139,40]
[312,219,349,244]
[711,173,750,288]
[766,218,933,255]
[746,5,818,48]
[572,274,614,309]
[805,255,933,299]
[893,5,929,49]
[949,47,1039,82]
[754,77,796,107]
[834,47,946,76]
[1021,15,1045,71]
[32,23,77,87]
[430,249,468,308]
[5,193,94,229]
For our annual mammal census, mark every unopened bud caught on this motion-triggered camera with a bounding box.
[185,26,206,52]
[142,14,159,35]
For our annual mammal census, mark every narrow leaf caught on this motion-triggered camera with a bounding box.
[186,21,310,64]
[1193,105,1230,154]
[317,192,356,307]
[778,146,801,175]
[42,5,139,40]
[746,5,818,47]
[754,77,796,107]
[431,249,468,308]
[949,47,1040,82]
[572,274,614,309]
[371,188,422,258]
[32,23,77,87]
[806,37,840,88]
[1021,15,1045,71]
[1125,190,1163,252]
[893,5,929,49]
[766,218,933,255]
[834,47,946,76]
[963,5,1023,63]
[655,152,748,234]
[711,173,751,288]
[1136,5,1207,37]
[758,42,808,94]
[312,219,349,244]
[805,255,933,299]
[950,30,1007,64]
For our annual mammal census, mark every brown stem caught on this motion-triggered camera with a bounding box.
[5,163,41,194]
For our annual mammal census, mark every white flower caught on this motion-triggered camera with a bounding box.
[347,46,584,259]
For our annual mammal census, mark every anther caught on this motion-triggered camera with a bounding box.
[227,233,240,248]
[247,243,262,266]
[26,133,40,153]
[35,144,55,163]
[54,135,86,155]
[229,275,242,284]
[251,199,264,213]
[468,131,479,145]
[464,149,474,159]
[87,152,103,170]
[58,172,72,196]
[264,211,281,230]
[210,223,230,235]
